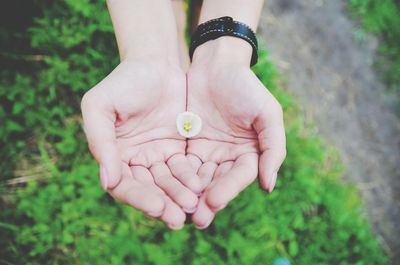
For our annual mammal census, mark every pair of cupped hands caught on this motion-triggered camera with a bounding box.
[81,41,286,230]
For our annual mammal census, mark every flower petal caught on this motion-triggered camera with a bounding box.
[176,112,202,138]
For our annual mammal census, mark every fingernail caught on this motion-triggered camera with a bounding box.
[100,165,109,191]
[268,171,278,193]
[183,206,197,214]
[196,222,210,230]
[168,222,184,230]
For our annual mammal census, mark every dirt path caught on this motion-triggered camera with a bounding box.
[258,0,400,263]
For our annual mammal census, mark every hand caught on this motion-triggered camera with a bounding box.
[186,39,286,229]
[81,60,202,229]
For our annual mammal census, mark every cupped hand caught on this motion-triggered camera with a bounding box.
[186,57,286,229]
[81,60,202,229]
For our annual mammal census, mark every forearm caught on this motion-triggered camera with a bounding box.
[107,0,179,62]
[199,0,264,30]
[192,0,265,66]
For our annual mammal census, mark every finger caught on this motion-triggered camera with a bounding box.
[202,161,233,198]
[253,98,286,192]
[167,154,203,194]
[197,161,218,191]
[205,154,258,211]
[150,162,198,212]
[186,154,202,173]
[130,165,155,185]
[110,164,165,217]
[81,90,121,190]
[160,196,187,230]
[214,161,234,179]
[191,162,232,229]
[192,195,215,229]
[130,165,186,229]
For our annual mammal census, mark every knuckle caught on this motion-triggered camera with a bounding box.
[80,90,94,111]
[81,89,101,111]
[281,147,287,161]
[264,98,284,120]
[150,162,166,174]
[170,187,186,200]
[272,101,284,117]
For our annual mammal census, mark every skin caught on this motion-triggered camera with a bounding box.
[171,0,190,70]
[81,0,201,230]
[82,0,286,230]
[186,38,286,229]
[81,61,202,229]
[182,0,287,228]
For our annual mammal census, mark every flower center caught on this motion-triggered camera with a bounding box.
[183,121,192,132]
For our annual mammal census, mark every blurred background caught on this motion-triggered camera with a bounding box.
[0,0,399,264]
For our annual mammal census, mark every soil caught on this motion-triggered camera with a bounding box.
[258,0,400,263]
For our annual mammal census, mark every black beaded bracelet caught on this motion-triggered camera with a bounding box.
[189,16,258,66]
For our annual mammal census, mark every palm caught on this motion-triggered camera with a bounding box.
[82,61,201,229]
[188,67,266,162]
[110,62,184,163]
[186,65,286,228]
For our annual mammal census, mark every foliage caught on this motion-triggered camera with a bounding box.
[0,1,388,264]
[349,0,400,94]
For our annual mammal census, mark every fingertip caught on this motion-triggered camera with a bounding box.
[205,193,221,210]
[144,196,166,218]
[192,210,214,230]
[178,184,200,209]
[179,171,203,194]
[259,170,278,193]
[108,172,122,190]
[188,177,204,195]
[195,222,211,230]
[192,197,215,229]
[161,199,187,229]
[259,173,270,191]
[206,198,227,212]
[258,153,275,191]
[268,171,278,193]
[183,206,198,214]
[168,222,185,230]
[100,162,121,191]
[101,156,122,190]
[183,192,199,210]
[182,175,204,195]
[205,187,230,211]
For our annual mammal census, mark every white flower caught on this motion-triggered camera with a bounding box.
[176,111,202,138]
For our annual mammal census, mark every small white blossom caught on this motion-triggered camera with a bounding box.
[176,111,202,138]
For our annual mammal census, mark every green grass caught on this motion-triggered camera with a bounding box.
[0,1,388,264]
[349,0,400,94]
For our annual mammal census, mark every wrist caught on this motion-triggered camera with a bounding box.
[107,0,180,63]
[116,24,180,63]
[191,37,253,68]
[121,42,180,65]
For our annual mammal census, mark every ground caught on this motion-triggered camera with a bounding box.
[259,0,400,263]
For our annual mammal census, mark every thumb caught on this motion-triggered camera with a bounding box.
[253,97,286,193]
[81,90,121,190]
